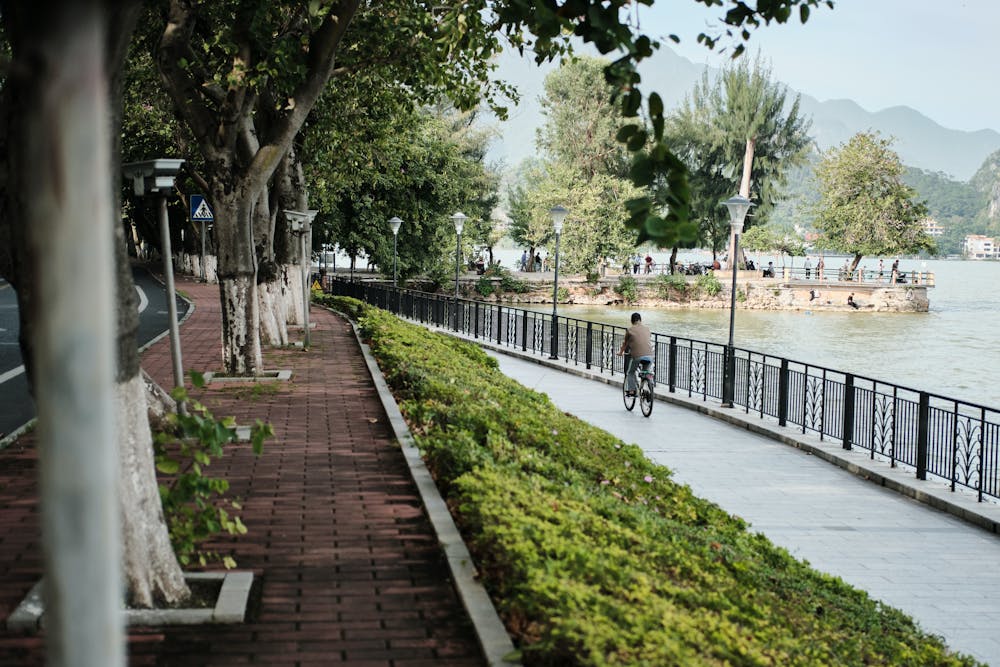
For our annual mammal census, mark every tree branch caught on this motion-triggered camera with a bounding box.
[245,0,361,195]
[157,0,224,160]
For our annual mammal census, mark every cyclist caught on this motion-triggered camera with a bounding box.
[617,312,653,396]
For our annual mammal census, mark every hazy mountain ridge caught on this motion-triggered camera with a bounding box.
[492,46,1000,182]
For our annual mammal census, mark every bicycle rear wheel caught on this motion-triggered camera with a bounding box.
[623,377,636,411]
[639,377,654,417]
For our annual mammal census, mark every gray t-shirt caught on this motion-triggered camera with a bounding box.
[624,323,652,358]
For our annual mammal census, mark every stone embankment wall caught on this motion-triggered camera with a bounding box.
[464,276,929,313]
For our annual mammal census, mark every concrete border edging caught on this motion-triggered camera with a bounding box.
[335,310,520,667]
[6,571,253,631]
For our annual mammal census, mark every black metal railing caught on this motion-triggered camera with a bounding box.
[330,279,1000,503]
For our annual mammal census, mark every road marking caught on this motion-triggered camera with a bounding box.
[136,285,148,314]
[0,365,25,385]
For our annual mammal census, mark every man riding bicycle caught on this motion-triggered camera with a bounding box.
[617,312,652,396]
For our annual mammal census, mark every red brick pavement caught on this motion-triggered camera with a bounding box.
[0,276,486,666]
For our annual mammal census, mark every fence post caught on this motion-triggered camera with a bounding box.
[497,305,503,344]
[917,391,930,480]
[474,301,479,339]
[842,374,855,450]
[778,359,789,427]
[522,310,528,351]
[585,322,593,369]
[668,336,677,393]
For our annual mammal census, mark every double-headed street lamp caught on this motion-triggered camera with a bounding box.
[284,209,319,349]
[549,205,568,360]
[721,195,752,408]
[388,216,402,287]
[451,212,467,330]
[122,158,186,414]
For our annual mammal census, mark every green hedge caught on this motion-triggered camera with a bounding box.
[319,294,978,666]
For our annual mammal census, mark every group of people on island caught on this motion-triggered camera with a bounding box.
[519,250,551,272]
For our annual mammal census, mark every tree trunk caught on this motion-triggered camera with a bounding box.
[728,137,756,269]
[3,0,190,632]
[116,375,189,607]
[213,187,263,375]
[670,246,678,274]
[258,269,293,347]
[1,3,140,664]
[271,149,309,330]
[219,273,263,375]
[105,2,190,608]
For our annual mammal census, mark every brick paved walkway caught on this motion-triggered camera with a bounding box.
[0,276,485,665]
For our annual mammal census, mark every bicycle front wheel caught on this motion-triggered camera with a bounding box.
[639,378,654,417]
[623,377,636,411]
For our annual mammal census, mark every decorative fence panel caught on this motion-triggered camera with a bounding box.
[330,280,1000,502]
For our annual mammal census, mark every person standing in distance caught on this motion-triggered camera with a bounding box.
[617,312,653,396]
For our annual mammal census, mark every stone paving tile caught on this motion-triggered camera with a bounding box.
[0,276,484,665]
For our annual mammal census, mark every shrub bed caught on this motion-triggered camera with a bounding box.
[319,294,978,666]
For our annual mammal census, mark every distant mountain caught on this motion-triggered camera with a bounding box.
[490,46,1000,182]
[797,98,1000,181]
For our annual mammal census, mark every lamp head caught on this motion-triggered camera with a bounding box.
[451,211,467,235]
[121,158,185,196]
[283,209,319,233]
[388,216,402,236]
[549,204,568,234]
[722,195,752,234]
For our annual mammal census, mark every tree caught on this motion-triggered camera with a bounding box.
[302,88,499,283]
[669,56,812,264]
[512,58,641,272]
[813,132,935,272]
[537,56,630,180]
[0,2,200,662]
[2,0,194,623]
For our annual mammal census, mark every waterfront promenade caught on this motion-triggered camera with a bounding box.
[2,274,998,664]
[482,347,1000,665]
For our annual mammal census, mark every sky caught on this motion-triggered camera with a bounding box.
[634,0,999,133]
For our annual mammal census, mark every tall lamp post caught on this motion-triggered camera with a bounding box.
[721,195,752,408]
[389,216,402,287]
[122,159,186,414]
[284,209,319,349]
[548,205,568,359]
[451,212,467,330]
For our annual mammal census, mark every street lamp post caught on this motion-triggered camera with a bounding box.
[721,195,752,408]
[122,159,186,414]
[389,216,402,287]
[451,212,467,330]
[284,209,319,349]
[548,205,568,359]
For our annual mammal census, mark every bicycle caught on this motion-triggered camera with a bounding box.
[622,358,655,417]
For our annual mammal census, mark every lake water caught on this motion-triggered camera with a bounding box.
[488,249,1000,408]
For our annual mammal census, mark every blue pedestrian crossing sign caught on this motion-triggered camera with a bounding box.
[190,195,214,222]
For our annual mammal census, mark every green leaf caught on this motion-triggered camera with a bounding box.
[626,130,647,152]
[648,92,663,118]
[615,124,640,142]
[156,459,180,474]
[629,154,655,186]
[190,370,206,389]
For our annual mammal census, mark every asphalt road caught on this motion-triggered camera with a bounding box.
[0,266,189,441]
